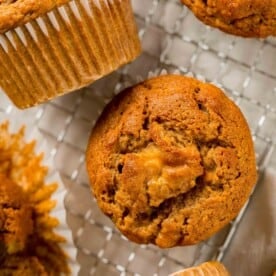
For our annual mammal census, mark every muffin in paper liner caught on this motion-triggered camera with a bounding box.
[180,0,276,38]
[0,0,141,109]
[0,255,49,275]
[0,116,79,274]
[0,174,34,255]
[86,69,256,248]
[169,261,230,276]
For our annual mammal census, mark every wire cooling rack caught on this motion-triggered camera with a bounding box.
[1,0,276,275]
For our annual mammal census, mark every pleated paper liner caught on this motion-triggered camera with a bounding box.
[0,103,79,275]
[169,261,230,276]
[0,0,141,109]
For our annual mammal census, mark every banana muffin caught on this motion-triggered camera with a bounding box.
[180,0,276,37]
[86,75,257,248]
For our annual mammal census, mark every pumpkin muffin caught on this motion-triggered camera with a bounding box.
[86,75,257,248]
[0,0,141,108]
[0,255,48,276]
[0,174,33,255]
[0,121,69,274]
[0,175,67,275]
[170,261,230,276]
[180,0,276,37]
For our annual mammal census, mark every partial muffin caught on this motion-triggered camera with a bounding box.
[180,0,276,37]
[170,261,230,276]
[0,174,33,254]
[0,255,48,276]
[0,121,69,274]
[86,74,257,248]
[0,0,141,108]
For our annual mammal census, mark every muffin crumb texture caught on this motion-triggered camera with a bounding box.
[87,75,257,248]
[181,0,276,37]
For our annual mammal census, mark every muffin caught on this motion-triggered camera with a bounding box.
[0,174,33,255]
[0,255,48,276]
[0,0,141,108]
[0,121,69,274]
[86,74,257,248]
[169,261,230,276]
[180,0,276,37]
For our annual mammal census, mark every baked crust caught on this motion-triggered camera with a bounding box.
[0,0,71,33]
[86,75,257,248]
[181,0,276,37]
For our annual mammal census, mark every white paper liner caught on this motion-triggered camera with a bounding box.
[168,261,230,276]
[0,92,79,275]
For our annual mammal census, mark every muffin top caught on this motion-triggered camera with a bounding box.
[0,174,33,254]
[181,0,276,37]
[0,0,70,33]
[86,74,257,248]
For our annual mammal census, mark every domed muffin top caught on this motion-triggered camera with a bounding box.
[86,75,257,248]
[0,0,77,33]
[181,0,276,37]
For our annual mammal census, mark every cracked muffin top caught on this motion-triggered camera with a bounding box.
[0,0,70,33]
[0,174,33,255]
[180,0,276,37]
[86,74,257,248]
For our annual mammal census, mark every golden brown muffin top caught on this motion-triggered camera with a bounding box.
[0,174,33,254]
[87,75,257,248]
[0,0,70,33]
[181,0,276,37]
[204,0,270,21]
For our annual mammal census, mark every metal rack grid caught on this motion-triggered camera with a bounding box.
[1,0,276,275]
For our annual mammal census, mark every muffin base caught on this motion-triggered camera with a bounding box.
[0,0,141,108]
[181,0,276,38]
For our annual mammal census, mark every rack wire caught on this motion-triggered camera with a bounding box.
[1,0,276,275]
